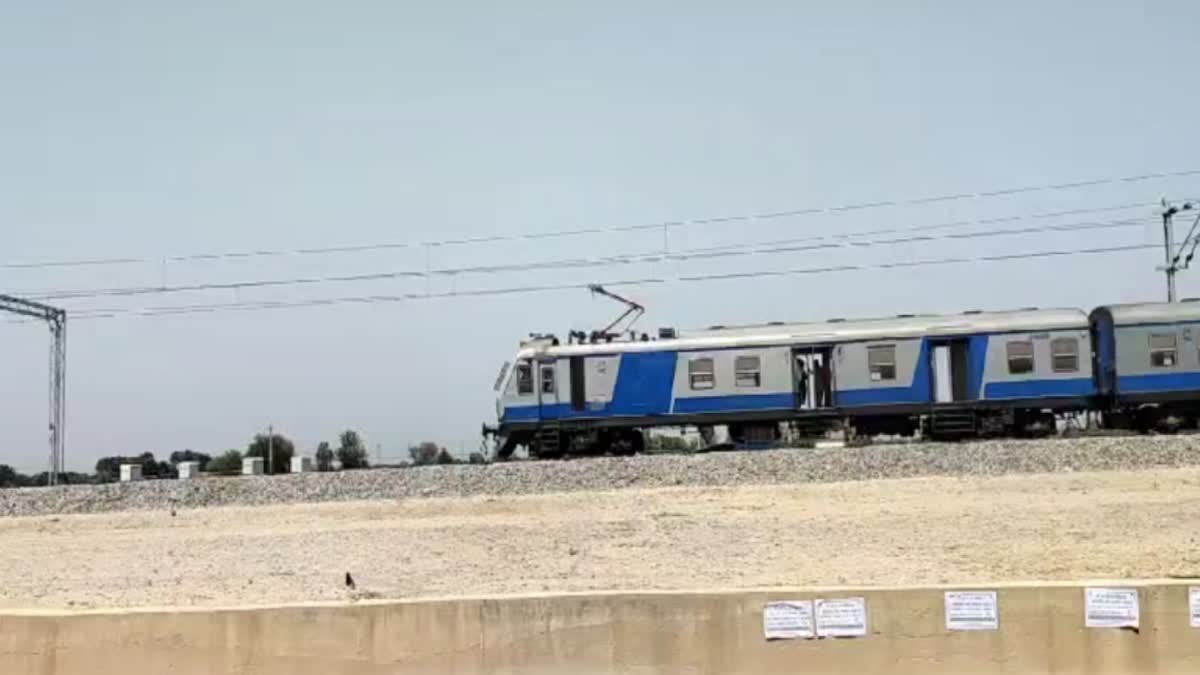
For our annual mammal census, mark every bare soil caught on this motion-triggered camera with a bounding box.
[2,466,1199,611]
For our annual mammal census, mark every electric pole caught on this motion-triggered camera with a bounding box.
[0,294,66,485]
[267,425,274,475]
[1161,199,1198,302]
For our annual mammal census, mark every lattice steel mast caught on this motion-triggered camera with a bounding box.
[0,294,66,484]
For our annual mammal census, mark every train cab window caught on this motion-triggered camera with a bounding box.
[540,364,556,394]
[1050,337,1079,373]
[1006,341,1035,374]
[1150,333,1178,367]
[734,356,761,388]
[689,357,715,390]
[515,363,533,395]
[867,345,896,381]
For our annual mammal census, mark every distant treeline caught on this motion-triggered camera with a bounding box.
[0,430,485,489]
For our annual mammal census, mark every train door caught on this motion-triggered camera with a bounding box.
[537,358,559,417]
[931,339,970,403]
[792,346,834,409]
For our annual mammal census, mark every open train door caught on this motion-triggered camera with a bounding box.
[792,345,835,409]
[930,339,971,403]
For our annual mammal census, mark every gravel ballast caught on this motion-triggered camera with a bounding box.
[4,435,1200,518]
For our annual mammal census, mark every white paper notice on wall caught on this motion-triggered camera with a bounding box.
[944,591,999,631]
[815,597,868,638]
[1084,587,1139,629]
[763,601,815,640]
[1190,587,1200,628]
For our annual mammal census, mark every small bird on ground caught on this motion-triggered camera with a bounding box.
[345,572,356,590]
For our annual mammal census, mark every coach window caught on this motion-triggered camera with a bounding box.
[1050,337,1079,373]
[1006,341,1035,374]
[515,363,533,395]
[540,364,556,394]
[735,355,761,387]
[867,345,896,381]
[689,357,715,390]
[1150,333,1178,367]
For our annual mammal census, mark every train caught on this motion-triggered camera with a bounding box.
[484,300,1200,459]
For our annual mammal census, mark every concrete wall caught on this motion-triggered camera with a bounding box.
[2,581,1199,674]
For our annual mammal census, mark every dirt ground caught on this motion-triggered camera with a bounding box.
[2,466,1200,610]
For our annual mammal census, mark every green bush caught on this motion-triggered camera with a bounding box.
[206,450,243,475]
[644,434,698,454]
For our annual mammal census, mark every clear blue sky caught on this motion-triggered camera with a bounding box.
[2,2,1199,471]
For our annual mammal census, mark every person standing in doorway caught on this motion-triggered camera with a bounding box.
[796,357,809,408]
[816,358,832,407]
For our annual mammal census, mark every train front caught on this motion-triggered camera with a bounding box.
[483,338,550,459]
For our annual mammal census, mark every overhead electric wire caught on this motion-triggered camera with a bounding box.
[675,243,1158,283]
[7,240,1155,324]
[20,209,1159,302]
[677,200,1149,256]
[2,168,1196,271]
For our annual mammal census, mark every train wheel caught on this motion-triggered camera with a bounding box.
[631,430,645,454]
[611,430,642,456]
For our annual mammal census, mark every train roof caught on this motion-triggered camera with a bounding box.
[518,307,1089,358]
[1091,300,1200,326]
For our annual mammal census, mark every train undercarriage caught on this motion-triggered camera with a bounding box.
[486,395,1200,460]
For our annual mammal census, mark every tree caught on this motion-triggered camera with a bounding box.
[337,430,369,469]
[408,441,440,466]
[169,450,212,470]
[0,465,91,489]
[244,433,295,474]
[206,449,243,475]
[27,471,92,486]
[315,442,335,472]
[94,453,174,482]
[0,465,26,488]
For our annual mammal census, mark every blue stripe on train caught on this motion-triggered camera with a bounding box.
[968,335,989,400]
[835,386,926,406]
[501,404,546,422]
[672,393,794,414]
[983,378,1094,399]
[609,350,677,415]
[1118,371,1200,393]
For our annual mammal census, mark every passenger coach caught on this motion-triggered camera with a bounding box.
[490,307,1095,458]
[1090,300,1200,428]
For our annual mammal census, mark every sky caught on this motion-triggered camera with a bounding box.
[2,1,1200,472]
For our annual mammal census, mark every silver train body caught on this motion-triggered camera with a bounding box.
[488,301,1200,458]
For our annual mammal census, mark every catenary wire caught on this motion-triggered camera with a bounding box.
[7,241,1154,323]
[20,210,1159,302]
[1,169,1195,271]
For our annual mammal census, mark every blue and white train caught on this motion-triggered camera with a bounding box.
[486,301,1200,458]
